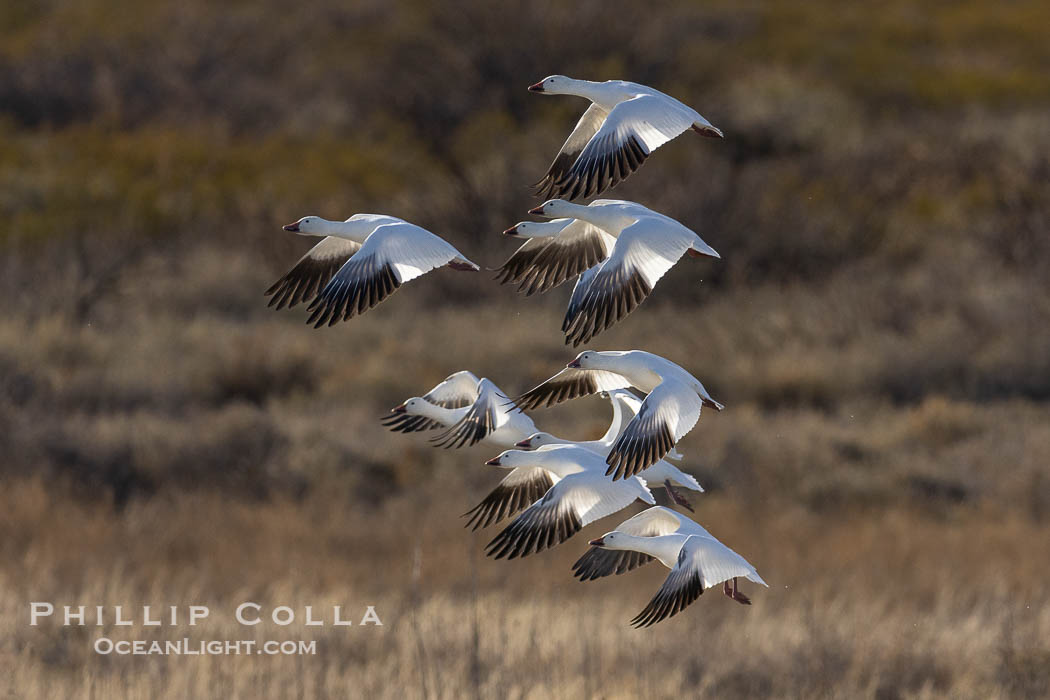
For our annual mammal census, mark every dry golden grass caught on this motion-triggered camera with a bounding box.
[4,479,1050,699]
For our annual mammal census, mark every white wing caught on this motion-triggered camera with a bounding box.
[265,237,361,310]
[496,219,616,296]
[431,378,517,448]
[606,379,704,479]
[305,223,474,326]
[423,370,482,408]
[564,216,712,346]
[534,103,610,199]
[684,534,767,590]
[514,367,633,411]
[486,472,653,560]
[551,94,705,200]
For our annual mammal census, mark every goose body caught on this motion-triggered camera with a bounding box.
[480,445,655,559]
[516,389,702,509]
[266,215,478,326]
[527,199,719,346]
[581,507,767,626]
[515,351,723,479]
[529,75,722,200]
[383,372,537,449]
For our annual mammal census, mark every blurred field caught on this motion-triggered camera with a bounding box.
[2,0,1049,698]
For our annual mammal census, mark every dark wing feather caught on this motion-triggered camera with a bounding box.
[485,492,582,560]
[605,402,676,480]
[462,469,555,531]
[305,255,401,327]
[514,369,629,412]
[563,262,652,347]
[572,547,655,582]
[265,237,360,310]
[630,545,704,628]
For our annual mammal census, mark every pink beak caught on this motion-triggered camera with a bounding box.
[588,537,604,547]
[528,81,544,93]
[485,456,501,466]
[515,439,533,448]
[503,224,519,236]
[391,403,406,414]
[566,359,581,368]
[283,222,300,232]
[528,205,545,216]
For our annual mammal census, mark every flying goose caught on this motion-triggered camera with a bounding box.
[582,507,767,626]
[515,389,702,511]
[528,199,720,346]
[383,373,537,449]
[382,370,482,434]
[528,75,723,200]
[514,351,723,480]
[494,217,617,296]
[481,445,655,559]
[267,215,479,327]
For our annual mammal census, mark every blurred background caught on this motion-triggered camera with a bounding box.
[1,0,1049,697]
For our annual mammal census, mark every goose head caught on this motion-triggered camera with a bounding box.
[515,432,561,449]
[485,449,545,468]
[588,530,625,548]
[566,350,607,370]
[528,75,572,94]
[282,216,327,235]
[528,199,576,219]
[390,397,427,415]
[503,221,558,238]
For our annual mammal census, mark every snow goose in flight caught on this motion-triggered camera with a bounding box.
[382,370,481,434]
[514,351,723,480]
[528,199,720,346]
[383,373,537,449]
[582,507,767,626]
[516,390,702,511]
[482,445,654,559]
[528,75,723,200]
[268,215,478,327]
[495,217,616,296]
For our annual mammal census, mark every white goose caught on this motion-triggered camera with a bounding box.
[528,75,723,200]
[383,371,538,449]
[494,217,616,296]
[515,351,723,480]
[582,507,767,627]
[267,215,479,327]
[515,390,703,510]
[481,445,655,559]
[527,199,719,346]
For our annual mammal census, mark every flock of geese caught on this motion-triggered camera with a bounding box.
[265,76,765,627]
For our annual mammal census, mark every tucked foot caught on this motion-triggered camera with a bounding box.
[664,480,695,512]
[723,577,751,605]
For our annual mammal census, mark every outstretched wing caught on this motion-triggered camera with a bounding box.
[462,468,558,531]
[501,220,616,297]
[534,103,609,199]
[606,380,704,480]
[514,368,632,411]
[631,538,705,627]
[564,216,710,346]
[431,378,514,448]
[305,223,461,327]
[265,237,362,310]
[423,371,481,409]
[546,95,703,200]
[486,473,651,560]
